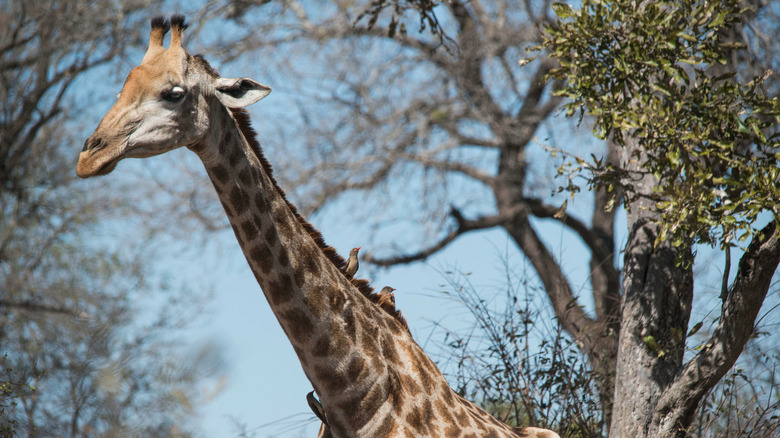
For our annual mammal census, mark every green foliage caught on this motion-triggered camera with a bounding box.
[0,355,34,437]
[544,0,780,249]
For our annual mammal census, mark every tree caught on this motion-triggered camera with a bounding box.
[181,0,780,436]
[0,1,221,435]
[544,0,780,436]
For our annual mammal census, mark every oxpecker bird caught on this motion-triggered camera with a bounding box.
[379,286,396,305]
[344,247,361,278]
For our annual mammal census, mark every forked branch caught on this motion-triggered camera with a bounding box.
[365,205,528,266]
[654,220,780,436]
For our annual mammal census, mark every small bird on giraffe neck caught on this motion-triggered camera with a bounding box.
[344,247,360,278]
[306,391,327,424]
[379,286,396,305]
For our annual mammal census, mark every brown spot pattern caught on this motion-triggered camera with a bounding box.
[220,200,233,217]
[446,425,461,438]
[211,164,229,183]
[293,266,305,288]
[374,412,397,436]
[305,287,326,319]
[343,307,357,342]
[228,148,242,168]
[302,247,320,276]
[279,308,313,342]
[455,409,469,428]
[249,244,273,274]
[273,206,293,237]
[380,335,400,364]
[346,356,367,382]
[239,219,255,240]
[421,399,434,422]
[263,225,277,247]
[442,387,455,404]
[266,272,293,306]
[277,249,289,267]
[399,374,420,396]
[253,192,268,213]
[406,408,425,434]
[229,186,249,211]
[329,288,346,312]
[237,167,251,185]
[316,365,347,392]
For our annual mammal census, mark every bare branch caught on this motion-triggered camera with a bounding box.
[365,205,529,266]
[523,196,613,265]
[0,299,80,317]
[403,153,497,187]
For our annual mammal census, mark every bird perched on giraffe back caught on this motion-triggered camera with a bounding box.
[379,286,395,304]
[344,247,360,278]
[377,286,397,314]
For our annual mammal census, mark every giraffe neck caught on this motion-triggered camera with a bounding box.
[188,104,395,435]
[188,103,524,438]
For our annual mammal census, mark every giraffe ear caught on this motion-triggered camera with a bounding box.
[214,77,271,108]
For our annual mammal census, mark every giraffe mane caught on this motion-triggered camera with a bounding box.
[191,56,409,330]
[229,107,409,331]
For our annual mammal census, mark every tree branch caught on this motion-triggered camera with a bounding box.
[654,220,780,436]
[364,205,528,266]
[523,196,613,265]
[403,153,497,187]
[0,299,81,317]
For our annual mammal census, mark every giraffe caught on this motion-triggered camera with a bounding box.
[77,15,560,438]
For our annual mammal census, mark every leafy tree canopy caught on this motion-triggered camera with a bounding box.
[544,0,780,250]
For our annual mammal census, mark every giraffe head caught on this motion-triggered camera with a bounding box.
[77,15,271,178]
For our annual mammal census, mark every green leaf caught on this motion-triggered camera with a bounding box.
[552,3,574,19]
[687,321,704,337]
[518,56,536,67]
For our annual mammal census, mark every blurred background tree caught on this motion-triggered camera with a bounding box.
[0,1,223,436]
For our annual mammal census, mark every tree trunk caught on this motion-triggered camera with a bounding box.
[610,220,693,437]
[608,138,780,438]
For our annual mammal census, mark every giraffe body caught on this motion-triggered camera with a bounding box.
[77,15,559,438]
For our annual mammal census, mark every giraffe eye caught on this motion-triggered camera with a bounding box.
[162,86,186,102]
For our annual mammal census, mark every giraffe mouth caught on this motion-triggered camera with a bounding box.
[77,148,125,178]
[95,158,121,176]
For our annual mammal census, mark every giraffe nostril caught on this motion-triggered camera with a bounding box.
[83,136,105,152]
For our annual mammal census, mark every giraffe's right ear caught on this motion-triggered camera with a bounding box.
[214,77,271,108]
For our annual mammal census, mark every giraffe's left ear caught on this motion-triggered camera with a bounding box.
[214,77,271,108]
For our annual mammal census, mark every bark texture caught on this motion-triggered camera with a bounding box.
[609,140,780,438]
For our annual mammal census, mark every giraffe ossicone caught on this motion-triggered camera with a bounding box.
[78,15,560,438]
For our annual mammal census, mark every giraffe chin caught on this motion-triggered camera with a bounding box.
[96,160,120,176]
[76,155,120,178]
